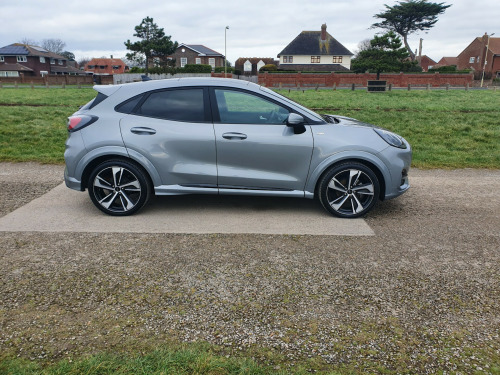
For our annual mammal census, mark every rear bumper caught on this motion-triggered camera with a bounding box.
[64,166,83,191]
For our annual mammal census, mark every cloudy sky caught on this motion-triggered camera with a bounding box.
[2,0,498,64]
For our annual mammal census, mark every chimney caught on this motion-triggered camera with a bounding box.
[321,24,327,41]
[110,55,113,59]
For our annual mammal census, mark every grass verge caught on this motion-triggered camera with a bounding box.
[0,87,499,168]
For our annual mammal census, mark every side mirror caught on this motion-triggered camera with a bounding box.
[286,113,306,134]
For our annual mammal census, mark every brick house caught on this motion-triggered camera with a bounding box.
[164,44,225,70]
[234,57,277,75]
[456,33,500,78]
[435,56,458,68]
[277,24,353,72]
[84,57,129,75]
[0,43,84,77]
[416,55,437,72]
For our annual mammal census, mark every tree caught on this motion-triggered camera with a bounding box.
[61,51,75,60]
[371,0,451,61]
[19,37,37,46]
[41,38,66,54]
[124,17,178,73]
[351,32,414,80]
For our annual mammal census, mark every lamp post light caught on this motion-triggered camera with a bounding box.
[225,26,229,78]
[481,32,495,88]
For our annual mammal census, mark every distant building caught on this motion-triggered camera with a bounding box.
[234,58,277,75]
[456,33,500,78]
[416,55,437,72]
[435,56,458,68]
[0,43,84,77]
[84,58,129,75]
[165,44,225,70]
[277,24,353,71]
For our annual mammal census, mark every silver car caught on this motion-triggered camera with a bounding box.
[64,78,411,218]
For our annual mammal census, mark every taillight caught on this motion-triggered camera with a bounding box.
[67,115,98,132]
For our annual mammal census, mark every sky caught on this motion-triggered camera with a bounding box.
[1,0,498,65]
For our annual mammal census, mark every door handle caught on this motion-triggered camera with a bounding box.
[130,127,156,135]
[222,132,247,140]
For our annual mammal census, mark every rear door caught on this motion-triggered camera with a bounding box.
[120,87,217,187]
[211,88,314,192]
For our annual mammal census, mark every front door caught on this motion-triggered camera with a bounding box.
[211,88,313,192]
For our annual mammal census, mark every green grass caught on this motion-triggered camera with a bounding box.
[277,89,500,169]
[0,87,499,168]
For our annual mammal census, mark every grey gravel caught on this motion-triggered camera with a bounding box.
[0,162,499,373]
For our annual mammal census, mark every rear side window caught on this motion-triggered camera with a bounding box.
[115,94,144,114]
[87,92,108,110]
[136,88,205,122]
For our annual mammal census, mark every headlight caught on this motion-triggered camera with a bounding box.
[374,128,407,149]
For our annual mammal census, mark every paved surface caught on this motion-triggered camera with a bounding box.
[1,163,500,373]
[0,182,374,235]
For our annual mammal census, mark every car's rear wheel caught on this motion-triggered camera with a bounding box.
[318,162,380,218]
[88,160,151,216]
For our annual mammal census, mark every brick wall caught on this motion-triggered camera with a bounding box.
[0,75,93,85]
[258,72,474,88]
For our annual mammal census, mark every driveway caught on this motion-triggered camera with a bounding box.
[1,163,499,373]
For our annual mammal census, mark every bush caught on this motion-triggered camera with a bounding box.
[181,64,212,73]
[259,64,277,72]
[429,65,457,73]
[214,66,234,73]
[233,69,241,75]
[129,67,145,73]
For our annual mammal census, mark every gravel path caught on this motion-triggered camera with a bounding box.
[0,163,499,373]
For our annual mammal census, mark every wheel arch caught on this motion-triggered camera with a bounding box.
[308,153,389,201]
[77,147,161,190]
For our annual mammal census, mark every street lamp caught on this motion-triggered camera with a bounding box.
[480,32,495,88]
[225,26,229,78]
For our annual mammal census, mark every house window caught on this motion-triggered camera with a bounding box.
[0,56,4,62]
[477,56,480,63]
[333,56,343,63]
[195,58,201,64]
[283,56,293,63]
[311,56,321,63]
[112,65,121,70]
[0,71,19,77]
[50,58,55,64]
[180,57,187,67]
[17,56,27,62]
[208,58,215,69]
[469,57,475,63]
[39,56,46,63]
[87,65,95,69]
[58,59,63,65]
[40,71,48,77]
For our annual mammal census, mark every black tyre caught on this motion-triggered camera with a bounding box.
[318,162,380,218]
[88,160,151,216]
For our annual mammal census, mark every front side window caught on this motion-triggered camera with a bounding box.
[50,58,55,64]
[58,59,63,65]
[469,57,475,63]
[333,56,343,63]
[311,56,320,63]
[39,56,46,63]
[195,58,201,64]
[208,58,215,68]
[214,89,290,125]
[137,88,205,122]
[17,56,27,62]
[180,57,187,67]
[0,56,4,62]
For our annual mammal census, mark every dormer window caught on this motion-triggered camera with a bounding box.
[17,56,27,62]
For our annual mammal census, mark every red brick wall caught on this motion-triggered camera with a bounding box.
[258,72,474,88]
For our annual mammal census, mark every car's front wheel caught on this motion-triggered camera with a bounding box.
[318,162,380,218]
[88,160,151,216]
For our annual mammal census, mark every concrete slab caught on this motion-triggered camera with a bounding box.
[0,183,374,236]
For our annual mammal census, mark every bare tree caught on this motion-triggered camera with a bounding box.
[19,37,38,46]
[355,38,372,57]
[41,38,66,54]
[78,57,91,69]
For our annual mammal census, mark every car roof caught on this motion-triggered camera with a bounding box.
[94,77,258,97]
